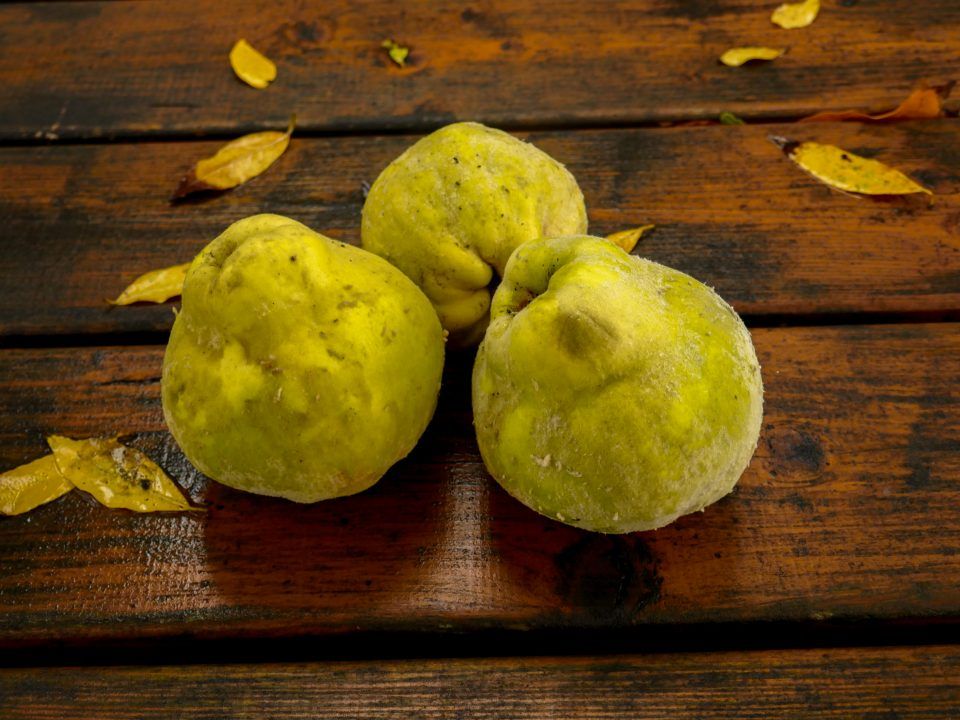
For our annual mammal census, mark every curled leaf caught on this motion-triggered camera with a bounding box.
[230,39,277,89]
[771,136,932,197]
[382,39,409,67]
[110,262,190,306]
[47,435,200,512]
[1,454,73,516]
[799,82,955,124]
[771,0,820,29]
[173,115,295,200]
[720,47,784,67]
[719,111,746,125]
[606,225,655,254]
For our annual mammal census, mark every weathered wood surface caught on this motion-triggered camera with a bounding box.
[2,1,960,139]
[0,323,957,646]
[2,646,958,719]
[2,120,959,337]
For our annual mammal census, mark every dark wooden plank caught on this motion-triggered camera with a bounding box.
[1,646,959,719]
[0,323,958,646]
[1,1,959,139]
[2,120,960,337]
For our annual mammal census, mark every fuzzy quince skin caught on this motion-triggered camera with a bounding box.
[472,236,763,533]
[361,122,587,345]
[162,214,445,502]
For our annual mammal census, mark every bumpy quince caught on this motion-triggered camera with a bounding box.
[472,236,763,533]
[162,214,445,502]
[361,122,587,345]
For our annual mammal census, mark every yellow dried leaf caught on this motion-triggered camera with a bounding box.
[382,39,409,67]
[771,137,932,197]
[229,39,277,89]
[606,225,655,254]
[0,454,73,516]
[720,47,785,67]
[47,435,200,513]
[173,115,295,199]
[771,0,820,29]
[109,262,190,305]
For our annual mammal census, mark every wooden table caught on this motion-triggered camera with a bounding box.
[2,1,959,717]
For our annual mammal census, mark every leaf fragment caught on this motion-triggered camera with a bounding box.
[799,82,955,124]
[110,262,190,305]
[47,435,200,512]
[661,119,717,127]
[382,39,409,67]
[1,454,73,516]
[172,115,295,200]
[771,0,820,29]
[719,111,746,125]
[606,225,655,253]
[720,47,785,67]
[771,136,932,197]
[229,39,277,89]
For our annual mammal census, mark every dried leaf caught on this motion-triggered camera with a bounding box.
[47,435,200,512]
[229,39,277,89]
[382,39,409,67]
[1,454,73,516]
[720,47,785,67]
[606,225,655,253]
[771,136,932,197]
[173,115,295,200]
[719,111,746,125]
[110,262,190,305]
[799,82,955,124]
[771,0,820,29]
[661,119,718,127]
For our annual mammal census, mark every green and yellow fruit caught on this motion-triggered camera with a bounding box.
[162,214,445,502]
[361,122,587,345]
[472,236,763,533]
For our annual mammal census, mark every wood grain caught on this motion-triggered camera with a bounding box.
[1,1,959,139]
[0,323,958,647]
[2,646,959,719]
[2,120,959,337]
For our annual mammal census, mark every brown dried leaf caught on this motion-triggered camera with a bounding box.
[0,454,73,515]
[660,119,718,127]
[799,82,955,124]
[172,115,295,200]
[109,262,190,305]
[47,435,200,512]
[606,225,655,253]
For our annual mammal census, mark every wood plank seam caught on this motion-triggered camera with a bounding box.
[3,122,959,337]
[0,324,957,650]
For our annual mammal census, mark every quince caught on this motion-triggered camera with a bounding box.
[162,214,445,502]
[361,122,587,345]
[472,236,763,533]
